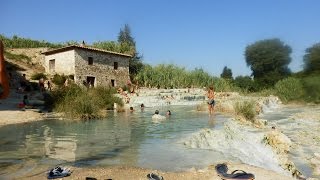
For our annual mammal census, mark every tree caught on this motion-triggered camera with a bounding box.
[303,42,320,74]
[129,53,144,81]
[220,66,233,80]
[92,41,120,52]
[118,24,136,51]
[234,75,256,92]
[245,38,292,88]
[117,24,143,80]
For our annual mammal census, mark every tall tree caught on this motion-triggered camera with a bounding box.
[118,24,136,50]
[220,66,233,80]
[245,38,291,88]
[303,42,320,74]
[117,24,143,80]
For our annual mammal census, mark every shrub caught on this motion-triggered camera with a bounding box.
[275,77,304,103]
[233,76,257,92]
[255,88,277,97]
[90,86,123,110]
[31,72,47,80]
[302,75,320,103]
[51,85,123,119]
[52,74,67,86]
[234,101,256,122]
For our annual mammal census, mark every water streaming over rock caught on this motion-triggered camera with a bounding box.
[182,121,289,175]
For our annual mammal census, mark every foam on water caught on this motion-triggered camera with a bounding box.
[259,96,281,114]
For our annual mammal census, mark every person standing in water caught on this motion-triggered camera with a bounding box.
[207,86,215,115]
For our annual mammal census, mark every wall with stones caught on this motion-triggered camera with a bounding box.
[44,50,75,75]
[74,49,130,87]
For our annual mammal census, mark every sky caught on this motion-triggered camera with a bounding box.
[1,0,320,77]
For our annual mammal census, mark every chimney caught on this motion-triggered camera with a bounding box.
[81,40,86,47]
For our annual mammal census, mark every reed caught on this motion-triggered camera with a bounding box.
[135,64,238,91]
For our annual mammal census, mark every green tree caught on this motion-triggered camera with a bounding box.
[303,42,320,74]
[130,53,144,81]
[245,38,292,88]
[118,24,136,50]
[92,41,120,52]
[234,75,256,92]
[220,66,233,80]
[117,24,144,80]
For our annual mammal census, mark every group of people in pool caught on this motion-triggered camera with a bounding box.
[128,85,215,117]
[129,103,172,118]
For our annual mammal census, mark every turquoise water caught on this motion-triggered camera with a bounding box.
[0,106,234,178]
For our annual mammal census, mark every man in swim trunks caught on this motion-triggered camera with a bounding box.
[207,86,215,115]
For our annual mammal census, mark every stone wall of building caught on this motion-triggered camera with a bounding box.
[44,50,75,75]
[74,49,130,87]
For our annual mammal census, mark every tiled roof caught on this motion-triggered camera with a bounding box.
[42,45,132,57]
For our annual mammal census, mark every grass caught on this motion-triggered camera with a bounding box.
[4,51,32,62]
[234,100,256,122]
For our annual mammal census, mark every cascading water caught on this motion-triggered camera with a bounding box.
[128,88,206,107]
[182,121,289,175]
[259,96,282,114]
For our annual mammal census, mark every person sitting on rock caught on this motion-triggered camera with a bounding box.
[22,95,33,109]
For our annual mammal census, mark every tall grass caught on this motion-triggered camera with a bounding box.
[234,101,256,122]
[51,85,123,119]
[135,64,238,91]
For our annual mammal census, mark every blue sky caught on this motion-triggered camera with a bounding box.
[1,0,320,76]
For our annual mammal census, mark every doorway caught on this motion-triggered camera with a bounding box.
[86,76,95,87]
[49,59,55,73]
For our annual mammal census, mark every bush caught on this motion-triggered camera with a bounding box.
[52,74,67,86]
[302,75,320,103]
[234,101,256,122]
[233,76,256,92]
[31,73,47,80]
[51,85,123,119]
[256,88,277,97]
[275,77,304,103]
[90,86,123,110]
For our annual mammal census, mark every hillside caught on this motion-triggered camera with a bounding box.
[4,48,48,78]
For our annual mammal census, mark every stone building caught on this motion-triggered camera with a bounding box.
[42,45,131,87]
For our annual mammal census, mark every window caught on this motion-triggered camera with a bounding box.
[114,62,118,70]
[49,59,55,72]
[88,57,93,65]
